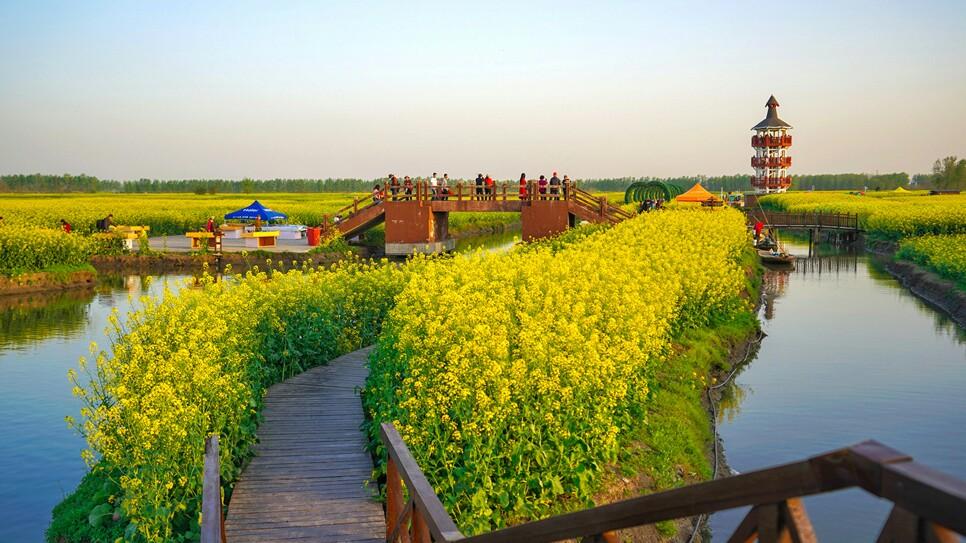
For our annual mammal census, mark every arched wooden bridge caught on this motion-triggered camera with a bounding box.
[322,182,633,255]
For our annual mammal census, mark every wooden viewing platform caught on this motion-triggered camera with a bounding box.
[223,347,383,543]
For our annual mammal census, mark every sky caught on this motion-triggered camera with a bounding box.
[1,0,965,181]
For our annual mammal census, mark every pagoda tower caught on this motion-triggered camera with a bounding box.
[750,95,793,193]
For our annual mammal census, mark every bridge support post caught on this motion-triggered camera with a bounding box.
[522,199,570,241]
[384,202,455,255]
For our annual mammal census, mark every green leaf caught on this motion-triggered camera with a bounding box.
[88,503,113,528]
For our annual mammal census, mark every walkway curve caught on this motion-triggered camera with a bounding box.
[224,346,384,543]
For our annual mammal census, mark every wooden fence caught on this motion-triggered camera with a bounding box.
[379,423,965,543]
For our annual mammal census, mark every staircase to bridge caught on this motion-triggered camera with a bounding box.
[323,182,632,255]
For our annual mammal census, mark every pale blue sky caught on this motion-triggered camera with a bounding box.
[1,1,964,180]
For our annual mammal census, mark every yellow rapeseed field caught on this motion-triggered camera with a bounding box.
[364,208,751,532]
[897,234,966,289]
[60,208,753,541]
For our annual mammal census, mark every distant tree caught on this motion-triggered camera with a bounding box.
[931,156,966,189]
[241,178,255,194]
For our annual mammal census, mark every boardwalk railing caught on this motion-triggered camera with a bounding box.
[380,423,966,543]
[746,210,861,231]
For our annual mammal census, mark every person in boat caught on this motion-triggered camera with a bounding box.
[754,220,764,243]
[549,172,561,199]
[518,173,528,200]
[60,219,72,233]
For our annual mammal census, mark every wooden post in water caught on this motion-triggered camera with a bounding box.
[201,435,224,543]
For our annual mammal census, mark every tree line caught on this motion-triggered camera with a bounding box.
[5,162,965,193]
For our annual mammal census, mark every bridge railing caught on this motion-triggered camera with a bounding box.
[379,422,965,543]
[747,211,860,231]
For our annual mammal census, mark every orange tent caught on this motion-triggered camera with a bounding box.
[675,183,720,203]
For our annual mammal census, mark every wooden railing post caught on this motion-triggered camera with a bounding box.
[386,455,403,539]
[412,505,432,543]
[201,435,225,543]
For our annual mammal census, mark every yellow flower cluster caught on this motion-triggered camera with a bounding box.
[68,259,412,541]
[897,234,966,289]
[3,193,520,236]
[0,225,93,275]
[364,208,750,533]
[761,191,966,240]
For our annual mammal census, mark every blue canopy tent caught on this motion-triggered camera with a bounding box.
[224,200,288,222]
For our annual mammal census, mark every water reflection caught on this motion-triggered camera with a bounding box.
[0,273,191,542]
[710,243,966,540]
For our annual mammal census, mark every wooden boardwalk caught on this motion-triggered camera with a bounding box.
[225,347,384,543]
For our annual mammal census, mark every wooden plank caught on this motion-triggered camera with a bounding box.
[201,434,223,543]
[224,347,385,543]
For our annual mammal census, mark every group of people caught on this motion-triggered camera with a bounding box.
[637,198,665,213]
[371,172,573,203]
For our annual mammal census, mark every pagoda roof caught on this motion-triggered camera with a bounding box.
[752,95,792,130]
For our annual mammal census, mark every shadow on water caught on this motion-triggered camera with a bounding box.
[709,242,966,540]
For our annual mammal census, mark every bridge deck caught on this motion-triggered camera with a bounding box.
[225,347,384,543]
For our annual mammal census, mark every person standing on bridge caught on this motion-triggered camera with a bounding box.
[440,173,450,200]
[562,175,571,199]
[372,184,383,204]
[549,172,561,200]
[538,175,548,199]
[403,176,413,200]
[389,174,400,200]
[475,174,484,200]
[518,173,528,200]
[484,174,494,199]
[430,173,439,200]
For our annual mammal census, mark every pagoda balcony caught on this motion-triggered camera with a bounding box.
[751,156,792,168]
[751,135,793,148]
[750,175,793,189]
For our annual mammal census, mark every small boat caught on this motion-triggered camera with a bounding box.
[758,249,796,266]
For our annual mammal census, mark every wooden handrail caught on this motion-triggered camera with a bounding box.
[381,424,465,542]
[380,423,966,543]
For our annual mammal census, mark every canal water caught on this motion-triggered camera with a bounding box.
[0,274,191,542]
[709,242,966,541]
[1,235,963,541]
